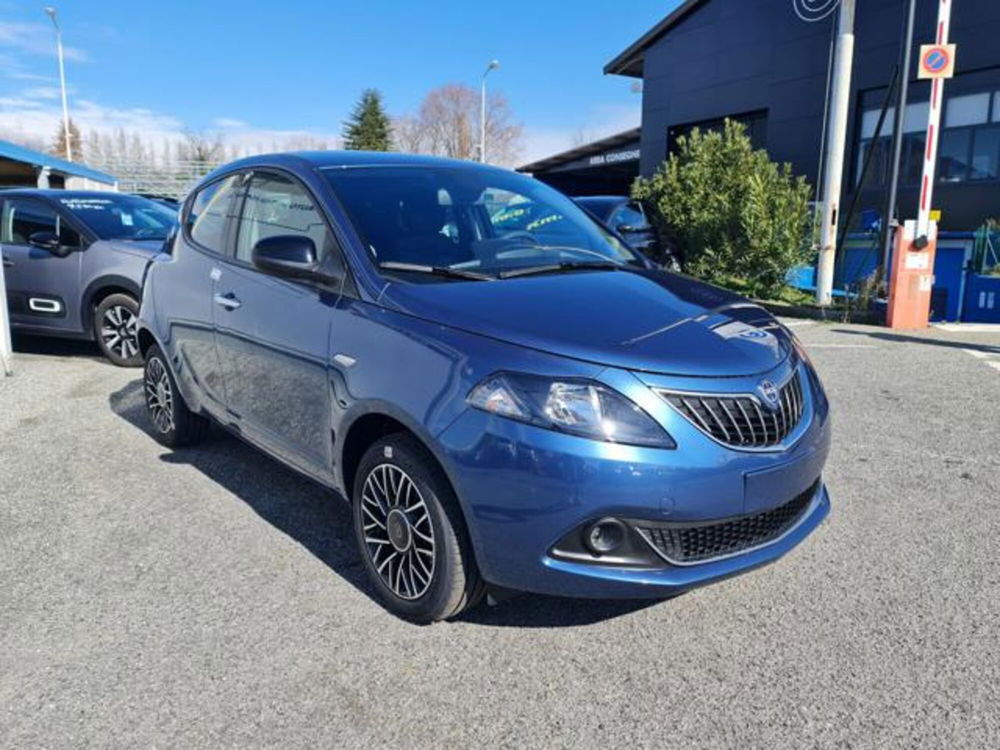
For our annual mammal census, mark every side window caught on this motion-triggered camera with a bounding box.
[1,199,80,247]
[611,203,648,231]
[186,174,242,253]
[234,173,335,265]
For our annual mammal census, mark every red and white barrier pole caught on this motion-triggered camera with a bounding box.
[887,0,955,329]
[916,0,953,241]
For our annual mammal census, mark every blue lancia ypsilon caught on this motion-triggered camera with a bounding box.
[137,152,831,622]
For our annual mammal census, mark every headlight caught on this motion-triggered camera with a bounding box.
[467,372,675,448]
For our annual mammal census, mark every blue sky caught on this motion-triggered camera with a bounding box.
[0,0,681,162]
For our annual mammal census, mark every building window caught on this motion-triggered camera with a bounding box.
[667,110,768,155]
[970,126,1000,181]
[856,89,1000,187]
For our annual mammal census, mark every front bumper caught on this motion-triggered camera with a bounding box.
[436,363,831,599]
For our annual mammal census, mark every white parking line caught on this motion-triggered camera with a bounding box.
[782,320,816,328]
[935,323,1000,333]
[806,344,877,349]
[963,348,991,359]
[961,348,1000,374]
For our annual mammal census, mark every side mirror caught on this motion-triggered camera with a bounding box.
[252,235,325,280]
[28,230,69,256]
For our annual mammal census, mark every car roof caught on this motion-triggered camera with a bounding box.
[574,195,629,205]
[201,150,519,183]
[0,188,128,200]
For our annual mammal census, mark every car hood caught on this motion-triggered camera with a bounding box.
[380,269,791,377]
[96,238,167,259]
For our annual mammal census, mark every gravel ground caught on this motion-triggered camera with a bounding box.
[1,322,999,749]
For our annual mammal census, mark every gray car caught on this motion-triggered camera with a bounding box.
[0,190,177,365]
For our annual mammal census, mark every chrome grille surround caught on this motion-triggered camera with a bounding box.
[655,371,806,450]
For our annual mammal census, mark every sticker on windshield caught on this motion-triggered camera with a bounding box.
[120,213,134,226]
[59,198,115,210]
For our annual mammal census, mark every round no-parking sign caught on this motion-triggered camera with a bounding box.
[918,44,956,79]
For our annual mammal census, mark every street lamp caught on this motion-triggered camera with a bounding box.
[44,5,73,162]
[480,59,499,163]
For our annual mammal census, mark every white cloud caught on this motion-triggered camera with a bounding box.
[0,94,340,160]
[212,117,248,129]
[0,96,44,109]
[21,85,61,100]
[0,21,89,62]
[6,71,56,82]
[520,103,641,165]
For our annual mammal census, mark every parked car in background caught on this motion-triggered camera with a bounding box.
[574,195,680,270]
[138,152,831,623]
[0,190,177,366]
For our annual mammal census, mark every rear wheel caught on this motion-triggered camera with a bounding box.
[94,293,142,366]
[143,344,209,447]
[352,434,484,623]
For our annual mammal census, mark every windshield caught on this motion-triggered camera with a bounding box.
[323,166,639,277]
[58,195,178,241]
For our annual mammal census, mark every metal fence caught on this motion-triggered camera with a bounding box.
[91,159,228,199]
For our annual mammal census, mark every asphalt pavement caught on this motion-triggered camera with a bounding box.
[1,322,999,748]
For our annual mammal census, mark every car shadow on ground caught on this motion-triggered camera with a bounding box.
[12,334,107,363]
[831,327,1000,354]
[108,379,665,628]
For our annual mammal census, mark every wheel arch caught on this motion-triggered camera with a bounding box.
[339,408,486,582]
[82,275,141,332]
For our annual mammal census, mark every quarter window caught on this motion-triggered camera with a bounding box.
[186,174,242,253]
[233,173,334,264]
[610,203,648,231]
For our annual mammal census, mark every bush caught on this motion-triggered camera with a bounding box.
[632,119,813,299]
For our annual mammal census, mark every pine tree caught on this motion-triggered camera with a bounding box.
[50,118,82,161]
[342,89,393,151]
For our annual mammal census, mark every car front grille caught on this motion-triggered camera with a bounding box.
[634,481,818,565]
[657,374,805,449]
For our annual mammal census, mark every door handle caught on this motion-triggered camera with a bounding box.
[214,292,242,310]
[2,258,12,268]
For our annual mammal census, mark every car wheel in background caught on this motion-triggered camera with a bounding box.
[94,293,143,366]
[143,344,209,448]
[353,434,485,623]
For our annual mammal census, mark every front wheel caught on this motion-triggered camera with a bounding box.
[94,293,142,366]
[352,434,485,623]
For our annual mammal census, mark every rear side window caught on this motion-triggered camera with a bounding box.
[1,198,80,247]
[186,175,241,253]
[233,172,336,264]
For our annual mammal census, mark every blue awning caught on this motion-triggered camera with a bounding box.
[0,139,116,185]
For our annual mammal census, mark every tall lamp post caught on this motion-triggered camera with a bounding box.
[480,59,499,163]
[44,5,73,162]
[814,0,855,306]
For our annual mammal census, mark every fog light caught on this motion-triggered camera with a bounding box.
[585,518,627,555]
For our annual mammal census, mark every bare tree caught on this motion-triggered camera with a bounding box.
[391,115,427,155]
[179,130,225,167]
[395,84,522,165]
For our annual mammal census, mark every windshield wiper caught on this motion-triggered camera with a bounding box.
[498,260,623,279]
[378,261,493,281]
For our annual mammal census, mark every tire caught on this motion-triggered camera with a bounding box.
[143,344,209,448]
[94,293,142,366]
[353,434,485,623]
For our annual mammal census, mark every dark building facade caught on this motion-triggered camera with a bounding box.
[605,0,1000,232]
[518,128,641,196]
